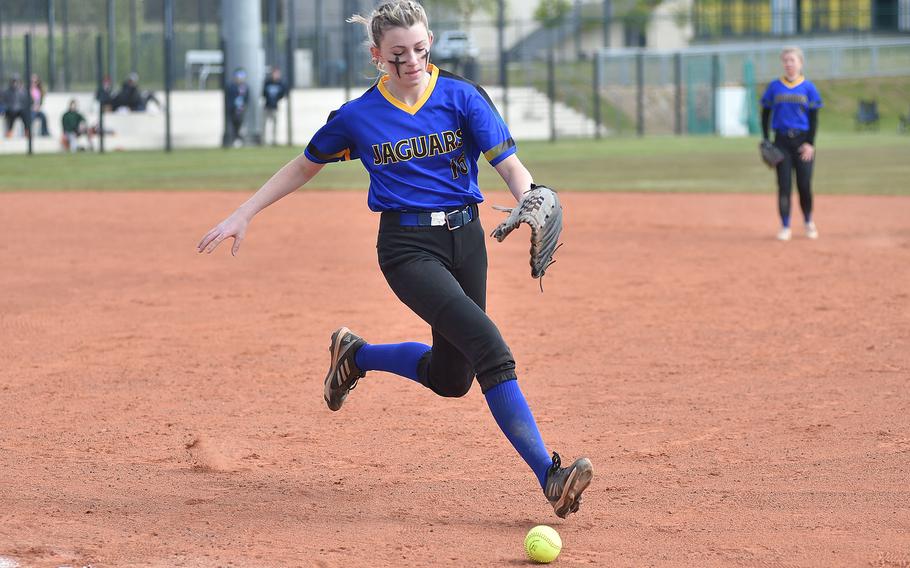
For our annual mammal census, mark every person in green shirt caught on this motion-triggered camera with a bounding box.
[61,99,93,152]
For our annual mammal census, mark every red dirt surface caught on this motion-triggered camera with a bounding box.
[1,191,908,568]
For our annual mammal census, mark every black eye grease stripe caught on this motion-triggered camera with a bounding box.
[386,54,404,78]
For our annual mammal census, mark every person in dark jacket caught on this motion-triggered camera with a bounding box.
[262,67,288,146]
[111,72,161,112]
[226,68,250,147]
[3,75,30,138]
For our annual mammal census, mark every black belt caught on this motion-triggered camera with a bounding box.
[396,204,476,230]
[777,129,807,138]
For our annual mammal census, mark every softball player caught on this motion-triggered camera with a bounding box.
[760,46,823,241]
[198,0,593,519]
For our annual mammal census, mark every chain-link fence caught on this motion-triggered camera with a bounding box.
[3,1,908,88]
[594,38,910,136]
[1,0,195,91]
[1,0,910,154]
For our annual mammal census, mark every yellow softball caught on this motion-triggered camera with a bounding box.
[524,525,562,563]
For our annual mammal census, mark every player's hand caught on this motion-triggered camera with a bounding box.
[798,143,815,162]
[197,212,249,256]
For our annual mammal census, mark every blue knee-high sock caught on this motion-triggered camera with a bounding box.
[354,342,430,382]
[484,380,553,489]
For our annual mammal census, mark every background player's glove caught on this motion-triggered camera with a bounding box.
[760,139,785,168]
[491,184,563,287]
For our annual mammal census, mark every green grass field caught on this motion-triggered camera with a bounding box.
[1,133,907,194]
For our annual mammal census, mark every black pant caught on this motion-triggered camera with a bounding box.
[4,110,29,134]
[230,113,244,143]
[774,131,814,223]
[377,206,516,397]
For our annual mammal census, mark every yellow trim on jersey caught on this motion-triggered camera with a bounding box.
[378,64,440,115]
[781,75,805,88]
[330,148,351,161]
[483,138,514,162]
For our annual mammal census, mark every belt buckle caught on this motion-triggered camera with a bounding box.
[429,211,446,226]
[445,207,466,231]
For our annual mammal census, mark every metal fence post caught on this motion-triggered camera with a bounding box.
[164,0,174,152]
[0,3,4,83]
[267,0,278,68]
[61,0,69,90]
[711,53,719,134]
[497,0,509,125]
[47,0,56,91]
[674,52,682,135]
[343,0,352,100]
[593,54,602,139]
[315,0,323,87]
[547,43,556,143]
[129,0,138,78]
[221,38,230,148]
[636,50,644,136]
[106,0,116,82]
[96,35,105,154]
[286,0,296,147]
[25,34,34,155]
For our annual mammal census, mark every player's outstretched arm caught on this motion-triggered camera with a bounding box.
[197,154,325,256]
[493,154,534,202]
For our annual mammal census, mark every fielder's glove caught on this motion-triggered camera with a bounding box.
[491,183,563,289]
[759,139,785,168]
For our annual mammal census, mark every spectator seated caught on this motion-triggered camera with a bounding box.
[855,99,880,130]
[109,72,162,113]
[60,99,95,152]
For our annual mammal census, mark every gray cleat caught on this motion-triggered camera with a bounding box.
[544,452,594,518]
[323,327,366,411]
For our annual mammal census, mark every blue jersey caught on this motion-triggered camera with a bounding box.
[304,64,516,212]
[760,76,823,132]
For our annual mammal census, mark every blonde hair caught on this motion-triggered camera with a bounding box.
[348,1,430,60]
[780,46,805,63]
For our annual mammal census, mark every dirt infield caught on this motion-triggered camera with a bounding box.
[1,191,908,567]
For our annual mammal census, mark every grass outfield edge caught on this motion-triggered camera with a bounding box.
[0,134,907,195]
